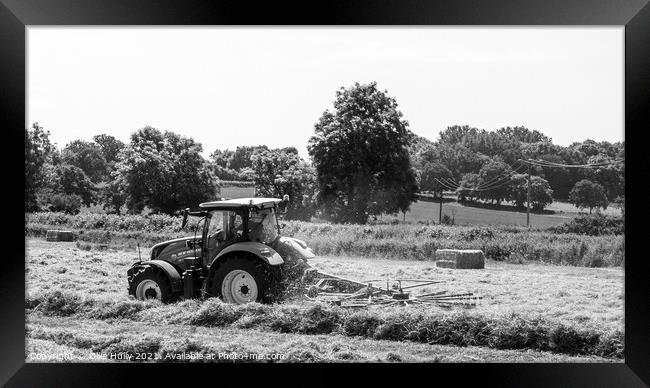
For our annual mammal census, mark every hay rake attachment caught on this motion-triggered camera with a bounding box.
[302,270,482,308]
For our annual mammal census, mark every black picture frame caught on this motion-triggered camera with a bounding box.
[3,0,649,386]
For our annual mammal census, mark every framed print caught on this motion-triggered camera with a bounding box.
[2,0,649,385]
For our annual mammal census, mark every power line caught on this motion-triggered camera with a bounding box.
[440,177,460,188]
[526,159,612,169]
[435,161,526,193]
[460,176,518,192]
[462,162,526,192]
[471,163,527,191]
[434,178,459,191]
[443,177,460,186]
[467,161,525,189]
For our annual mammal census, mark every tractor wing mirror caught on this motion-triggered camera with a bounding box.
[281,195,290,214]
[181,208,189,229]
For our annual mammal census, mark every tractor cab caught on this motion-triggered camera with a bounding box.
[191,197,286,265]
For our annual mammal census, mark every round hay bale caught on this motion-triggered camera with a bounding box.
[45,230,75,242]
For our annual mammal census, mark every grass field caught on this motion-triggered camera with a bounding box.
[220,186,255,199]
[386,200,621,228]
[25,238,623,363]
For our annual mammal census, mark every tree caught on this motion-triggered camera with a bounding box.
[569,179,609,214]
[210,146,270,180]
[496,126,551,143]
[419,161,453,194]
[250,149,317,221]
[457,173,481,202]
[406,131,435,168]
[589,155,624,201]
[418,143,488,181]
[25,123,57,212]
[230,145,269,171]
[45,193,83,214]
[93,134,125,166]
[113,126,217,214]
[210,149,235,168]
[61,140,108,183]
[508,174,554,211]
[476,158,513,205]
[308,82,418,223]
[613,195,625,218]
[100,179,126,214]
[38,164,96,207]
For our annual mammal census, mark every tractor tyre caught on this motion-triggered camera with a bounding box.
[128,266,175,303]
[211,257,272,304]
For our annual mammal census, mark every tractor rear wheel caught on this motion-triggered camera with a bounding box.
[129,266,174,303]
[212,257,270,304]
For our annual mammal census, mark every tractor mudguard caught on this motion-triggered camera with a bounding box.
[273,236,316,260]
[130,260,184,293]
[211,242,284,266]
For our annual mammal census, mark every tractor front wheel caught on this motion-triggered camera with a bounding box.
[129,266,174,303]
[212,258,270,304]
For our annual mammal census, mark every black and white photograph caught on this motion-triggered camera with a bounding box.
[23,25,627,365]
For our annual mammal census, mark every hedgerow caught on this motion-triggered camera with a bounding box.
[25,213,624,267]
[549,214,624,236]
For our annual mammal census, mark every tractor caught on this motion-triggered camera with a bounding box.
[127,196,315,304]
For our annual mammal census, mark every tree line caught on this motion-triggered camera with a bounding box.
[25,81,624,222]
[413,125,623,213]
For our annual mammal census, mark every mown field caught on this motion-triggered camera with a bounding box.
[25,237,624,363]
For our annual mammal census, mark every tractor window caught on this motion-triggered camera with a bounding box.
[207,211,223,236]
[248,208,278,244]
[222,211,244,240]
[207,210,243,242]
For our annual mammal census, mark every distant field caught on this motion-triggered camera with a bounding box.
[545,201,622,216]
[220,185,255,199]
[387,199,618,228]
[387,200,572,228]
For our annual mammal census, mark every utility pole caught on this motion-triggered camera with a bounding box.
[526,162,531,227]
[517,157,609,227]
[439,190,443,223]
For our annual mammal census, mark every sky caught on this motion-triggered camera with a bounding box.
[27,27,624,161]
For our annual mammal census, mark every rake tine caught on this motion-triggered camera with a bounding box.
[400,281,444,290]
[416,290,448,298]
[419,292,476,300]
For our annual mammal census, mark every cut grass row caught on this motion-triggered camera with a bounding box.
[26,212,624,266]
[25,290,624,359]
[26,316,615,363]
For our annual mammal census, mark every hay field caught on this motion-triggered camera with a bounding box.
[25,238,623,363]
